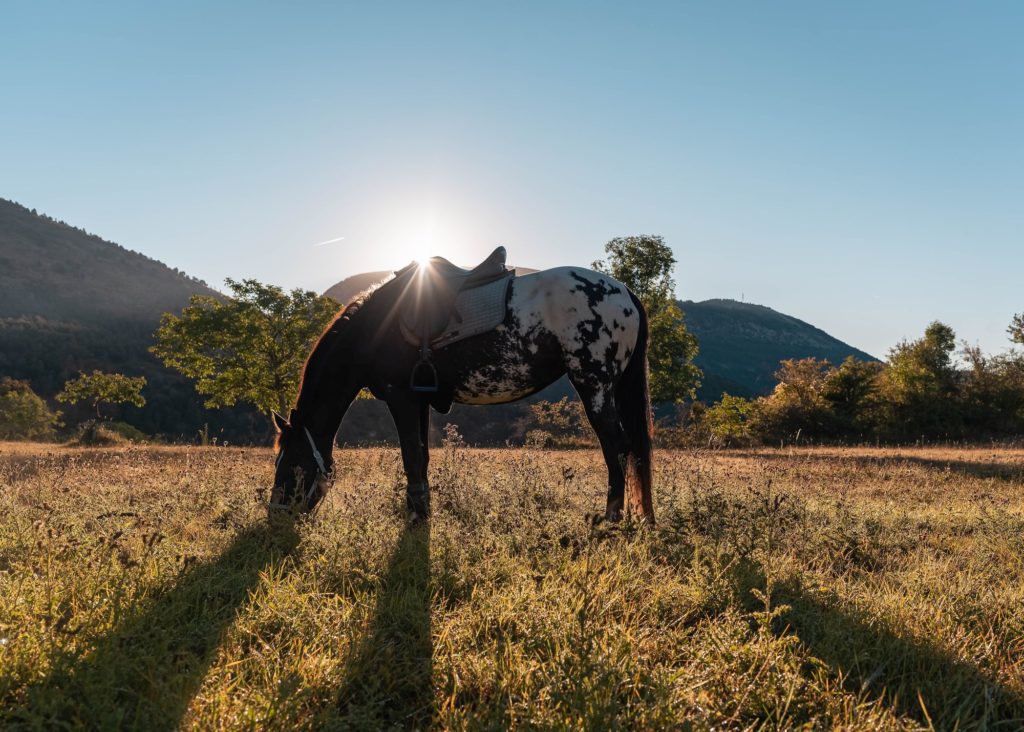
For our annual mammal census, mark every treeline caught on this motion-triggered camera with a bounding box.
[685,320,1024,446]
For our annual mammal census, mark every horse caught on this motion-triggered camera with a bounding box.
[270,249,655,524]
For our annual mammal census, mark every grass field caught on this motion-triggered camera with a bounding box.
[1,441,1023,730]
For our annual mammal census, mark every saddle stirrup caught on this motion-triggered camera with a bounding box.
[410,334,439,393]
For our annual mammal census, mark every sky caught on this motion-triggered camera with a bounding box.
[2,1,1022,358]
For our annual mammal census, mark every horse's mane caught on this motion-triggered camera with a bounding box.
[282,273,403,444]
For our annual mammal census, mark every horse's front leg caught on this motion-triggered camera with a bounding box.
[387,396,430,522]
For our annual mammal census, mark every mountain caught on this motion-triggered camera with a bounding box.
[0,198,260,439]
[323,271,392,306]
[682,298,876,401]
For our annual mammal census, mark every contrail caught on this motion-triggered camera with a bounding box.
[312,235,346,247]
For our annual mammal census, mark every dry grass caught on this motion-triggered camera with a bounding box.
[1,441,1023,730]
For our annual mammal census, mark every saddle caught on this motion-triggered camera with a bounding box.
[396,246,514,392]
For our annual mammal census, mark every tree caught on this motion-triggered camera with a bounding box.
[877,321,960,439]
[1009,313,1024,346]
[702,393,758,445]
[56,371,146,419]
[594,235,701,402]
[0,378,62,441]
[151,279,339,419]
[821,356,884,433]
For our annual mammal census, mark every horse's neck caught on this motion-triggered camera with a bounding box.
[296,385,356,456]
[295,336,361,452]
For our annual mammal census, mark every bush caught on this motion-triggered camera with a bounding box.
[0,378,62,441]
[67,420,128,447]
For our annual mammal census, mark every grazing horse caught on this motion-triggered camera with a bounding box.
[271,249,654,523]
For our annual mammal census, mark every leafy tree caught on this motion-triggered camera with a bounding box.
[594,235,701,402]
[702,393,758,445]
[755,358,835,440]
[1009,313,1024,346]
[56,371,146,419]
[523,397,591,447]
[0,378,62,441]
[959,345,1024,435]
[151,279,339,419]
[877,321,960,439]
[821,356,884,433]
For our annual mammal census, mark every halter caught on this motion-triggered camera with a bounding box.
[269,426,330,510]
[304,426,328,476]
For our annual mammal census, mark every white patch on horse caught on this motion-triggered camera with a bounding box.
[452,267,640,407]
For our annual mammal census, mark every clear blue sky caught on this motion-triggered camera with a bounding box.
[3,1,1022,358]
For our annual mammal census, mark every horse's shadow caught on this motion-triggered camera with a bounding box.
[771,576,1024,728]
[729,450,1024,483]
[334,523,433,730]
[4,520,300,731]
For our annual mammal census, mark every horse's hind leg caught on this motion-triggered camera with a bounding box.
[575,386,629,521]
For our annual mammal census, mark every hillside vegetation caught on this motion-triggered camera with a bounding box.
[0,199,261,440]
[683,298,876,400]
[1,443,1021,729]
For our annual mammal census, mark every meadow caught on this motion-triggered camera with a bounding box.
[1,440,1022,730]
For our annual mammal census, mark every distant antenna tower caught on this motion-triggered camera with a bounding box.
[741,292,745,302]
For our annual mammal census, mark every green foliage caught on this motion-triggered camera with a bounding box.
[698,317,1024,445]
[0,378,62,441]
[702,393,758,445]
[151,279,339,418]
[56,370,146,420]
[959,345,1024,434]
[821,356,884,431]
[68,420,128,446]
[756,358,835,441]
[0,198,254,440]
[524,397,592,447]
[877,321,961,439]
[594,235,701,402]
[1010,313,1024,346]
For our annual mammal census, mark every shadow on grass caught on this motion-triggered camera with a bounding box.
[730,450,1024,483]
[2,520,300,731]
[772,578,1024,728]
[335,523,433,730]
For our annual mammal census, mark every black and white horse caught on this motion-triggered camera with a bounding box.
[271,261,654,523]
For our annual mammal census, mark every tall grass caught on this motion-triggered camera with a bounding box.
[1,443,1022,729]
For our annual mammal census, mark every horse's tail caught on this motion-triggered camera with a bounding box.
[617,290,655,523]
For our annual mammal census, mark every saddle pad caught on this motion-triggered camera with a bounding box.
[431,276,512,349]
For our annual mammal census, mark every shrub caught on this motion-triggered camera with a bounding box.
[0,378,62,441]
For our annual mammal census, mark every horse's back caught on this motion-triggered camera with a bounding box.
[441,266,643,405]
[509,267,641,362]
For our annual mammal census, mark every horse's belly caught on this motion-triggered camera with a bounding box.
[444,318,565,405]
[451,344,563,404]
[455,382,537,405]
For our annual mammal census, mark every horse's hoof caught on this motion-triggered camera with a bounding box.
[605,507,623,522]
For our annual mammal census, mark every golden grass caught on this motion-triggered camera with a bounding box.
[1,442,1022,730]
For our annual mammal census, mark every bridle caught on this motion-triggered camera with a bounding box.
[269,425,331,511]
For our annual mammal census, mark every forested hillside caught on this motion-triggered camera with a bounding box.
[684,298,876,401]
[0,199,262,440]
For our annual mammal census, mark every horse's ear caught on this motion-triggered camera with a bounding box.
[288,408,298,424]
[272,411,289,432]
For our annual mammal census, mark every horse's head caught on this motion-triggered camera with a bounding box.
[270,410,331,515]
